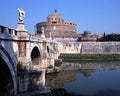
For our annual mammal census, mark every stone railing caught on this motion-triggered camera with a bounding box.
[0,25,17,37]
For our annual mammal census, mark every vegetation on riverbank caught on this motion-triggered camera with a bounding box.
[17,61,26,71]
[97,33,120,41]
[59,53,120,63]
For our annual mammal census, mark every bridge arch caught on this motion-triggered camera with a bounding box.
[31,46,41,65]
[0,46,17,96]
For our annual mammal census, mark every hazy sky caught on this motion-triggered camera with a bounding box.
[0,0,120,34]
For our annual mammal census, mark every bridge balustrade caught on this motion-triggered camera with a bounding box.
[0,25,17,36]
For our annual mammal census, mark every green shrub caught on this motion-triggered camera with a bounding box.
[47,65,54,69]
[17,61,26,71]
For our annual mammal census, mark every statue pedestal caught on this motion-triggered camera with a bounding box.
[16,22,28,37]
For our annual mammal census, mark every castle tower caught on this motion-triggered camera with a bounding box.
[36,11,79,42]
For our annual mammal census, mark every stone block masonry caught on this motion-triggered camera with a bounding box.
[59,42,120,54]
[81,42,120,54]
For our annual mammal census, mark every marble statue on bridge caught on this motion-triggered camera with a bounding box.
[18,8,25,22]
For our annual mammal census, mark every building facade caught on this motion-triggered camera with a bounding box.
[36,12,80,42]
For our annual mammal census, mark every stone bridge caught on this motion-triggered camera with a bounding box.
[0,23,58,95]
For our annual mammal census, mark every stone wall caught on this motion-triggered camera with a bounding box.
[59,42,120,54]
[81,42,120,54]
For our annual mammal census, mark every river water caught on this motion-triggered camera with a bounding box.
[46,61,120,96]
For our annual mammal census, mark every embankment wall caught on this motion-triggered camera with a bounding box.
[59,42,120,54]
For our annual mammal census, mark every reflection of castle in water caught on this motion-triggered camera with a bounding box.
[46,62,120,89]
[79,69,96,78]
[46,69,96,89]
[46,70,77,89]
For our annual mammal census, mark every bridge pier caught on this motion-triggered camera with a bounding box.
[17,69,46,94]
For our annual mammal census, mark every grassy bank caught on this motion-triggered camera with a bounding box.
[58,53,120,63]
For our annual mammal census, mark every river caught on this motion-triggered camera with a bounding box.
[46,61,120,96]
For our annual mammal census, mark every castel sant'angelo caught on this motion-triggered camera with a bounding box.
[36,10,102,42]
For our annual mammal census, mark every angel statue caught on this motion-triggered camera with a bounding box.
[18,8,25,22]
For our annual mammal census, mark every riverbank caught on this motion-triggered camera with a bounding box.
[59,53,120,63]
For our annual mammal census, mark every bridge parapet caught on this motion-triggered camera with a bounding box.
[30,35,45,42]
[0,25,18,38]
[0,25,18,66]
[27,34,56,44]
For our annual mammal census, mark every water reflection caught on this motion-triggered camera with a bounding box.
[78,69,96,78]
[46,62,120,96]
[46,70,77,89]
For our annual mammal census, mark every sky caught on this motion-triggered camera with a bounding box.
[0,0,120,34]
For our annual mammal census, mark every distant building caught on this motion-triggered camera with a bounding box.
[78,30,96,42]
[36,11,80,42]
[36,11,102,42]
[77,30,103,42]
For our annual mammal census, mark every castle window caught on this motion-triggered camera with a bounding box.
[52,21,57,24]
